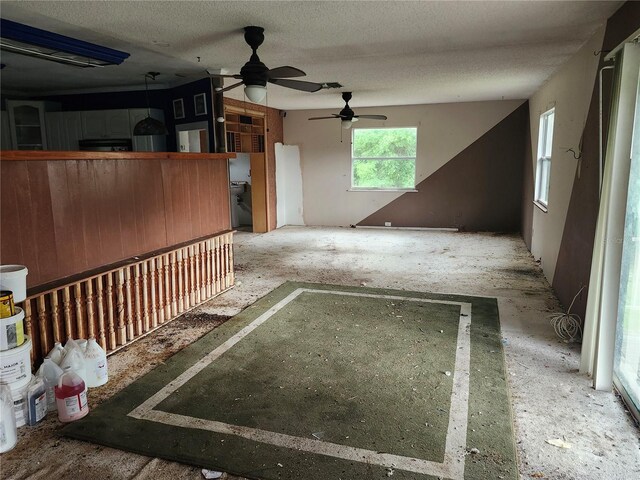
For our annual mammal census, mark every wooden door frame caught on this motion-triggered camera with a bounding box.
[224,105,271,232]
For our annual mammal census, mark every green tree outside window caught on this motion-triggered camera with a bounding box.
[352,128,417,189]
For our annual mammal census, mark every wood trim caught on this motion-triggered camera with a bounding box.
[0,150,235,161]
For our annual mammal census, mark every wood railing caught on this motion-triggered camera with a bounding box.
[20,231,234,364]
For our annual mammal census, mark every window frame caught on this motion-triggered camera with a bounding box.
[534,108,555,211]
[350,126,418,191]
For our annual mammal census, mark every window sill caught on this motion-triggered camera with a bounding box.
[348,188,418,193]
[533,200,548,213]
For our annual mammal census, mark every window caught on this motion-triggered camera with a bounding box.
[351,127,417,190]
[535,108,555,209]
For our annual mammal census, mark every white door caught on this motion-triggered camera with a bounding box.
[275,143,304,227]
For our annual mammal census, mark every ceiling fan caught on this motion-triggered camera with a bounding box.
[210,26,323,104]
[308,92,388,129]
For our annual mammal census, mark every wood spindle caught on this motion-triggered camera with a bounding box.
[74,283,85,339]
[224,235,230,288]
[141,261,150,332]
[96,276,107,350]
[200,241,207,299]
[117,269,127,345]
[188,246,195,306]
[124,267,135,341]
[63,287,72,339]
[23,300,34,363]
[164,254,172,320]
[177,249,184,313]
[150,259,158,328]
[37,295,50,357]
[157,256,165,325]
[205,239,213,297]
[170,252,177,316]
[85,280,96,339]
[194,243,201,304]
[107,273,118,349]
[50,291,62,343]
[215,236,221,293]
[229,235,235,285]
[134,263,143,335]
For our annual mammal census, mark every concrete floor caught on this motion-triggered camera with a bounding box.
[2,227,638,479]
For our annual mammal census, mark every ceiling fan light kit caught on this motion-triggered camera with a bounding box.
[244,84,267,104]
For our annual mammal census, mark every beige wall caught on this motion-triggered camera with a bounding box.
[529,26,605,283]
[284,100,524,226]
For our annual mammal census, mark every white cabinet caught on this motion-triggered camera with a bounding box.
[1,111,12,150]
[81,109,131,139]
[46,112,83,150]
[129,108,167,152]
[6,100,53,150]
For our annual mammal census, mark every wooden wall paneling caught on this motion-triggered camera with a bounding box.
[93,159,125,265]
[161,159,191,245]
[0,162,25,265]
[116,159,141,260]
[77,160,104,271]
[8,162,42,283]
[250,153,268,232]
[138,160,167,253]
[48,160,80,282]
[28,162,59,283]
[188,160,204,239]
[65,161,91,274]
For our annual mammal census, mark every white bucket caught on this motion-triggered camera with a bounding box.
[0,336,32,388]
[0,265,28,303]
[0,307,25,351]
[8,376,30,428]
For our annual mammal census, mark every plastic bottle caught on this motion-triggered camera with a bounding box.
[36,358,63,412]
[55,368,89,422]
[26,376,47,426]
[59,343,87,384]
[0,383,17,452]
[84,337,108,388]
[46,342,66,365]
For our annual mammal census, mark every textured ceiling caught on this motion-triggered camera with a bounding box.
[0,1,622,110]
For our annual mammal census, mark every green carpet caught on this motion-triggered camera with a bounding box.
[63,282,518,480]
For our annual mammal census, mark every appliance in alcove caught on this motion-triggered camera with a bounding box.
[229,153,252,230]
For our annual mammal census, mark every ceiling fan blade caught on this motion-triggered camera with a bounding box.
[354,114,388,120]
[266,66,306,79]
[215,80,245,93]
[308,115,341,120]
[269,78,323,92]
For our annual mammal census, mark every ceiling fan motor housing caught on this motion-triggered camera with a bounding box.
[241,26,269,87]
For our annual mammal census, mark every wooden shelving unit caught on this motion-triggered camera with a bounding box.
[224,112,265,153]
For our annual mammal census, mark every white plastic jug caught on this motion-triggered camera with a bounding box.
[37,358,64,412]
[84,338,108,388]
[46,342,66,365]
[0,383,17,452]
[59,346,87,385]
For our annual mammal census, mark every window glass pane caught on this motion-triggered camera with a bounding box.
[353,128,417,158]
[353,158,416,189]
[544,111,555,157]
[614,80,640,417]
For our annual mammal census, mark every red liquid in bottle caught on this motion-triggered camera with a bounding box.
[55,370,89,422]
